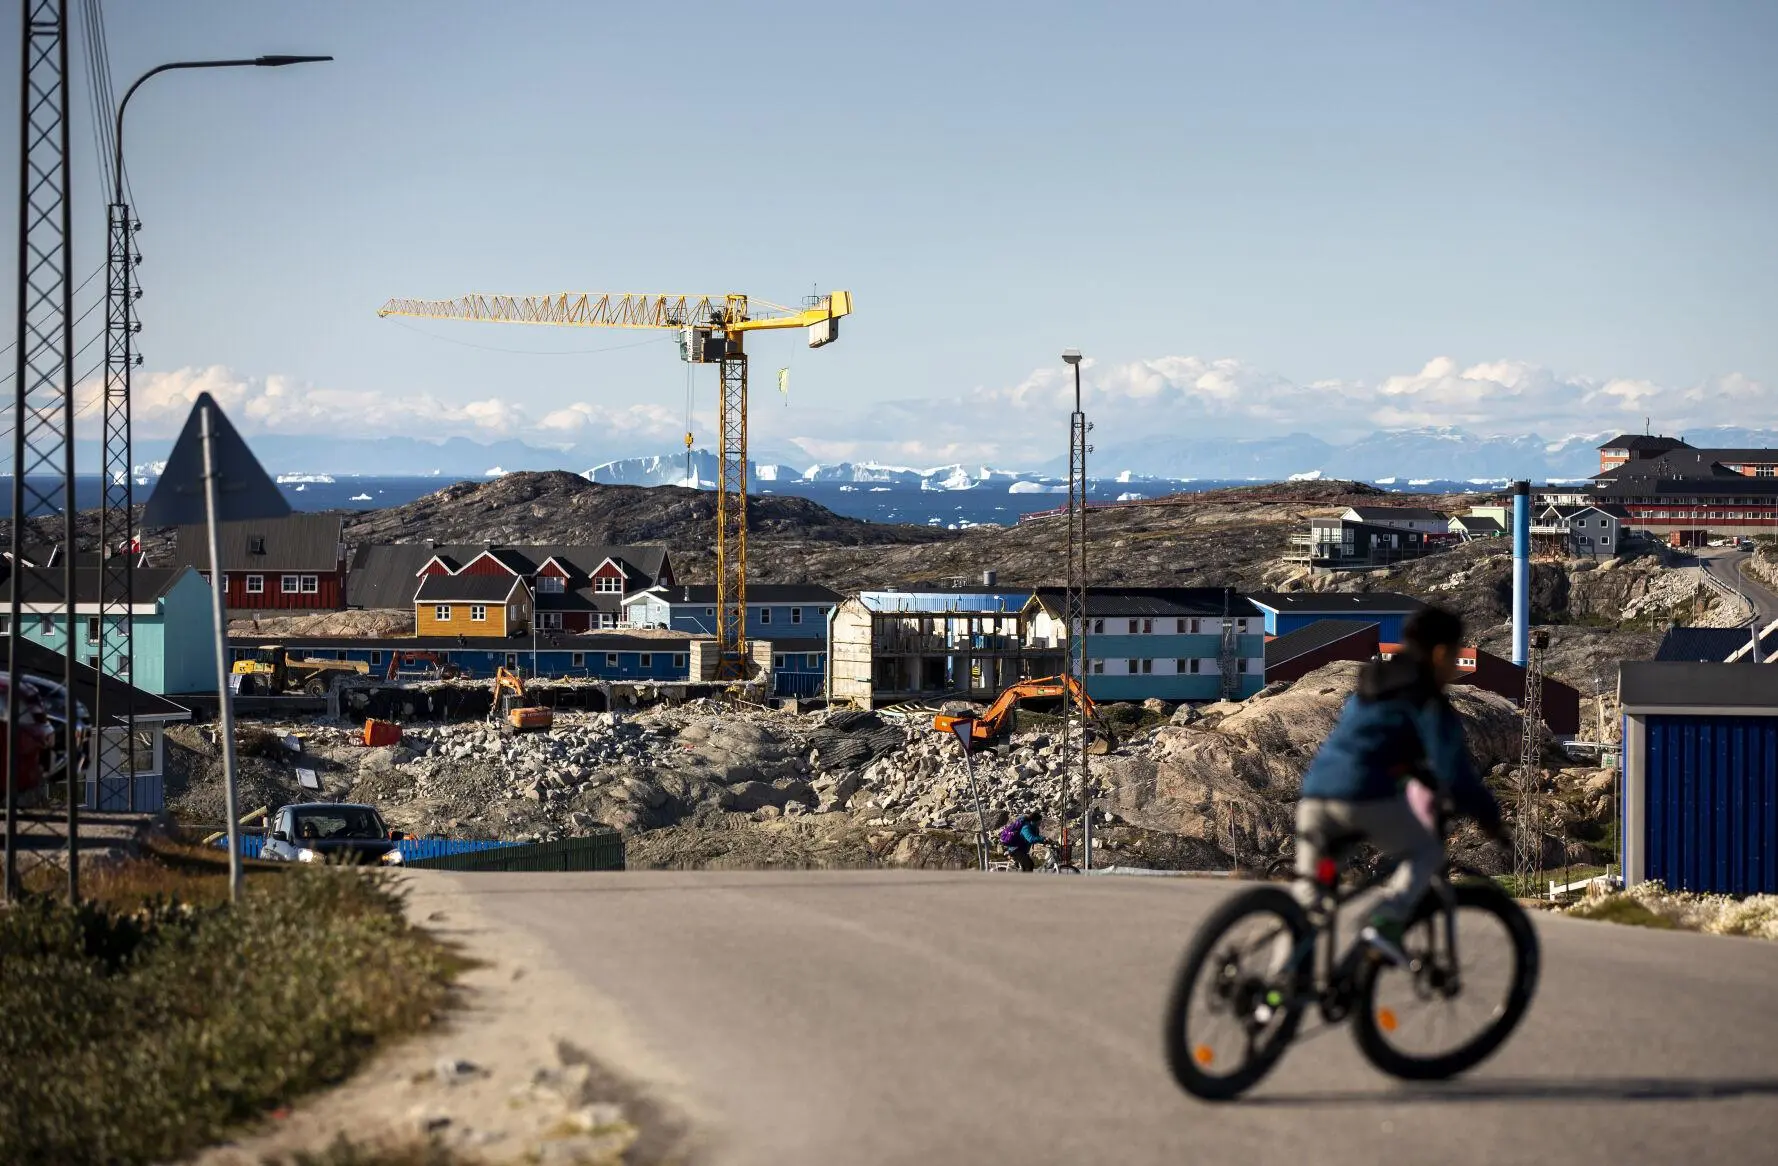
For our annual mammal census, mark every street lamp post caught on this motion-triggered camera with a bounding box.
[94,54,329,819]
[1061,349,1090,870]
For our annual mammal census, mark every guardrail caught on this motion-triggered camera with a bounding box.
[1547,870,1620,900]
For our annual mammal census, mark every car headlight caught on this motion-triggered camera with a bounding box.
[380,849,405,865]
[295,847,321,863]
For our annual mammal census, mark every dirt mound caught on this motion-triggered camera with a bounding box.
[229,610,415,638]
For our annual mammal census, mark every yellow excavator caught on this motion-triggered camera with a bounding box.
[932,674,1111,748]
[490,667,553,734]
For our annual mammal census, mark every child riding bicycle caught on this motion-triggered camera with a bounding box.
[1295,605,1505,966]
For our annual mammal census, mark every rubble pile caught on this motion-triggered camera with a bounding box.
[162,661,1543,872]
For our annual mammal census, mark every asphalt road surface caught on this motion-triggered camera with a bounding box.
[1698,547,1778,626]
[431,871,1778,1166]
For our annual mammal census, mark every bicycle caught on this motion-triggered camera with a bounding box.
[1163,813,1540,1101]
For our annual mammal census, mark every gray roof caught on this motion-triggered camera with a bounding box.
[1031,587,1259,619]
[348,543,672,610]
[1346,506,1445,521]
[171,514,342,573]
[1452,515,1505,533]
[639,584,844,605]
[1247,591,1426,614]
[414,573,526,603]
[1653,626,1778,663]
[1620,660,1778,710]
[1,635,191,723]
[1265,620,1379,668]
[1599,435,1689,452]
[0,566,192,605]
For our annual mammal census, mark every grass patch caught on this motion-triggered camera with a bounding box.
[0,863,457,1164]
[1566,896,1677,930]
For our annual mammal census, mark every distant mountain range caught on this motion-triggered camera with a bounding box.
[94,424,1778,485]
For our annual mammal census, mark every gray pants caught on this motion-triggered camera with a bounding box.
[1295,795,1443,926]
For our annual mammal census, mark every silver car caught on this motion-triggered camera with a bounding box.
[263,802,405,865]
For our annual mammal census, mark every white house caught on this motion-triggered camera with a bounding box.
[1340,506,1449,535]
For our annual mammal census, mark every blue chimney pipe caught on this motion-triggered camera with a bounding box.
[1512,480,1530,666]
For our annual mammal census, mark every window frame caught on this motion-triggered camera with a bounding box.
[639,653,653,667]
[85,615,101,644]
[790,606,803,624]
[773,653,787,669]
[760,607,773,625]
[434,605,452,622]
[605,653,619,668]
[282,574,300,594]
[537,575,565,594]
[300,575,319,594]
[245,574,264,594]
[470,604,487,622]
[571,652,585,667]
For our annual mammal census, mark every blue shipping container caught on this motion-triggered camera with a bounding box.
[1643,714,1778,895]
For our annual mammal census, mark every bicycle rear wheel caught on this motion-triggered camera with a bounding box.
[1352,880,1540,1081]
[1163,887,1311,1101]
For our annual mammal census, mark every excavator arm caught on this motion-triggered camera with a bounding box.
[933,674,1101,744]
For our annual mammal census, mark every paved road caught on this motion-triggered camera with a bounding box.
[1698,547,1778,626]
[430,871,1778,1166]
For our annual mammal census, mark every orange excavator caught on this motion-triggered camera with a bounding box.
[490,667,553,734]
[932,674,1110,748]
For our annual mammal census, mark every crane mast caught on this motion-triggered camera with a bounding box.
[378,289,851,679]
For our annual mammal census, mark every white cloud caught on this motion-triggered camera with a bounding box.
[105,365,686,448]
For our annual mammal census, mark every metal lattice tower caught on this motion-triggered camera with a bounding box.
[1218,590,1239,700]
[1062,359,1091,866]
[94,188,139,807]
[1513,629,1549,885]
[6,0,78,901]
[714,340,749,679]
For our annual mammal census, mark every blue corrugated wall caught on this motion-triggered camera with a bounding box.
[1645,714,1778,895]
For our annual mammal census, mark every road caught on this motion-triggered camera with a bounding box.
[423,870,1778,1166]
[1697,547,1778,625]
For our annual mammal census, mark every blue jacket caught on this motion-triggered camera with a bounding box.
[1300,657,1501,830]
[1011,821,1047,848]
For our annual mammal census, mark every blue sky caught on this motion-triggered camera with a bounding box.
[4,0,1775,468]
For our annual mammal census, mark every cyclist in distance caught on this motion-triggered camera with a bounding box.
[1295,605,1505,966]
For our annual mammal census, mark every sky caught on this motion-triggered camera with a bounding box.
[2,0,1776,470]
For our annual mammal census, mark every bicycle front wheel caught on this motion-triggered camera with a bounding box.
[1352,880,1540,1081]
[1163,887,1311,1101]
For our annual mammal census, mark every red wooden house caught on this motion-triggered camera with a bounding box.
[171,515,346,611]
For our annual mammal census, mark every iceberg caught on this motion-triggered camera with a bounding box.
[275,472,335,484]
[1287,470,1323,481]
[484,466,507,477]
[1116,492,1146,502]
[350,492,373,502]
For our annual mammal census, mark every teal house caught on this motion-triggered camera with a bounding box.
[1024,588,1267,703]
[1,564,217,695]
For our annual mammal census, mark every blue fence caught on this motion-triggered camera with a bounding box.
[224,835,521,862]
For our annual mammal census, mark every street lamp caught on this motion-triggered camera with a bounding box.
[1060,348,1090,869]
[94,53,330,819]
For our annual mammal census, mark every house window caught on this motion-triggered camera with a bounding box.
[301,575,318,594]
[86,616,100,644]
[1140,658,1154,674]
[538,612,562,630]
[249,535,266,554]
[537,575,565,593]
[1189,618,1201,633]
[790,607,803,624]
[705,607,715,616]
[282,575,300,594]
[1128,619,1139,633]
[470,605,487,622]
[639,653,653,667]
[38,614,54,636]
[773,654,787,669]
[1238,658,1250,673]
[606,653,618,667]
[1189,659,1202,674]
[760,607,773,625]
[505,653,519,670]
[1091,659,1105,674]
[85,655,99,670]
[673,652,688,668]
[1091,619,1104,634]
[1126,658,1140,673]
[808,653,822,668]
[1176,619,1187,633]
[434,605,452,622]
[594,576,623,593]
[1142,619,1154,634]
[598,613,616,629]
[370,652,382,665]
[246,574,264,594]
[0,616,9,634]
[572,652,585,667]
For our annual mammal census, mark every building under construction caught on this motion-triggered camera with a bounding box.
[826,585,1062,708]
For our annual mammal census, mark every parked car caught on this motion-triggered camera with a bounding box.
[263,802,405,865]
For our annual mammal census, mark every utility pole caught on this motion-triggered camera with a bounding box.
[1061,349,1091,870]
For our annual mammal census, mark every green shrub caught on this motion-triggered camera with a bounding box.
[0,869,454,1164]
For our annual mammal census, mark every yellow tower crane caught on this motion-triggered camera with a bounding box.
[377,289,853,679]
